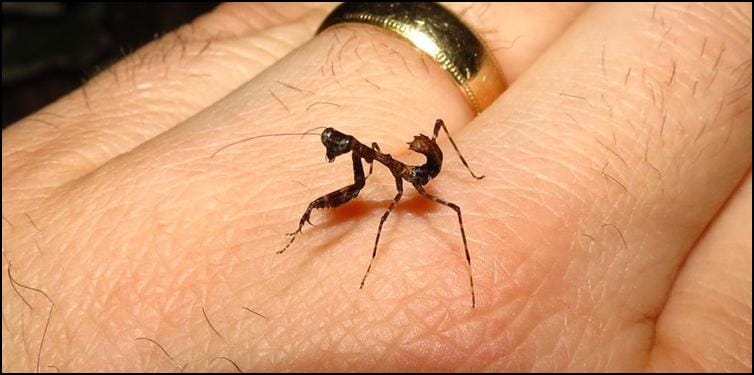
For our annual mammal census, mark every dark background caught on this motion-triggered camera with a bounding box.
[2,2,219,129]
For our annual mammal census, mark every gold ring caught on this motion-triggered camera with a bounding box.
[317,2,506,114]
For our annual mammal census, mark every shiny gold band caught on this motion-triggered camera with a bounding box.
[317,2,506,114]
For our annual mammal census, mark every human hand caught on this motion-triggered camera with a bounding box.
[2,2,750,371]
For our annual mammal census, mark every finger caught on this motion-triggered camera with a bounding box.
[444,2,588,82]
[195,2,588,157]
[1,3,586,216]
[2,4,329,212]
[648,173,751,371]
[449,2,750,370]
[198,3,335,36]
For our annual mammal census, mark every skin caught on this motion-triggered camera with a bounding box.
[2,2,751,372]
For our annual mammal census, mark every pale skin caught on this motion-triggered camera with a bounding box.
[2,2,751,372]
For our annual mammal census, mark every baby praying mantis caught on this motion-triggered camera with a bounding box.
[213,119,484,307]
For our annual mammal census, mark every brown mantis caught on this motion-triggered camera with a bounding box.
[214,119,484,307]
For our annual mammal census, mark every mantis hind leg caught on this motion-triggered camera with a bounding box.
[433,119,485,180]
[413,183,476,308]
